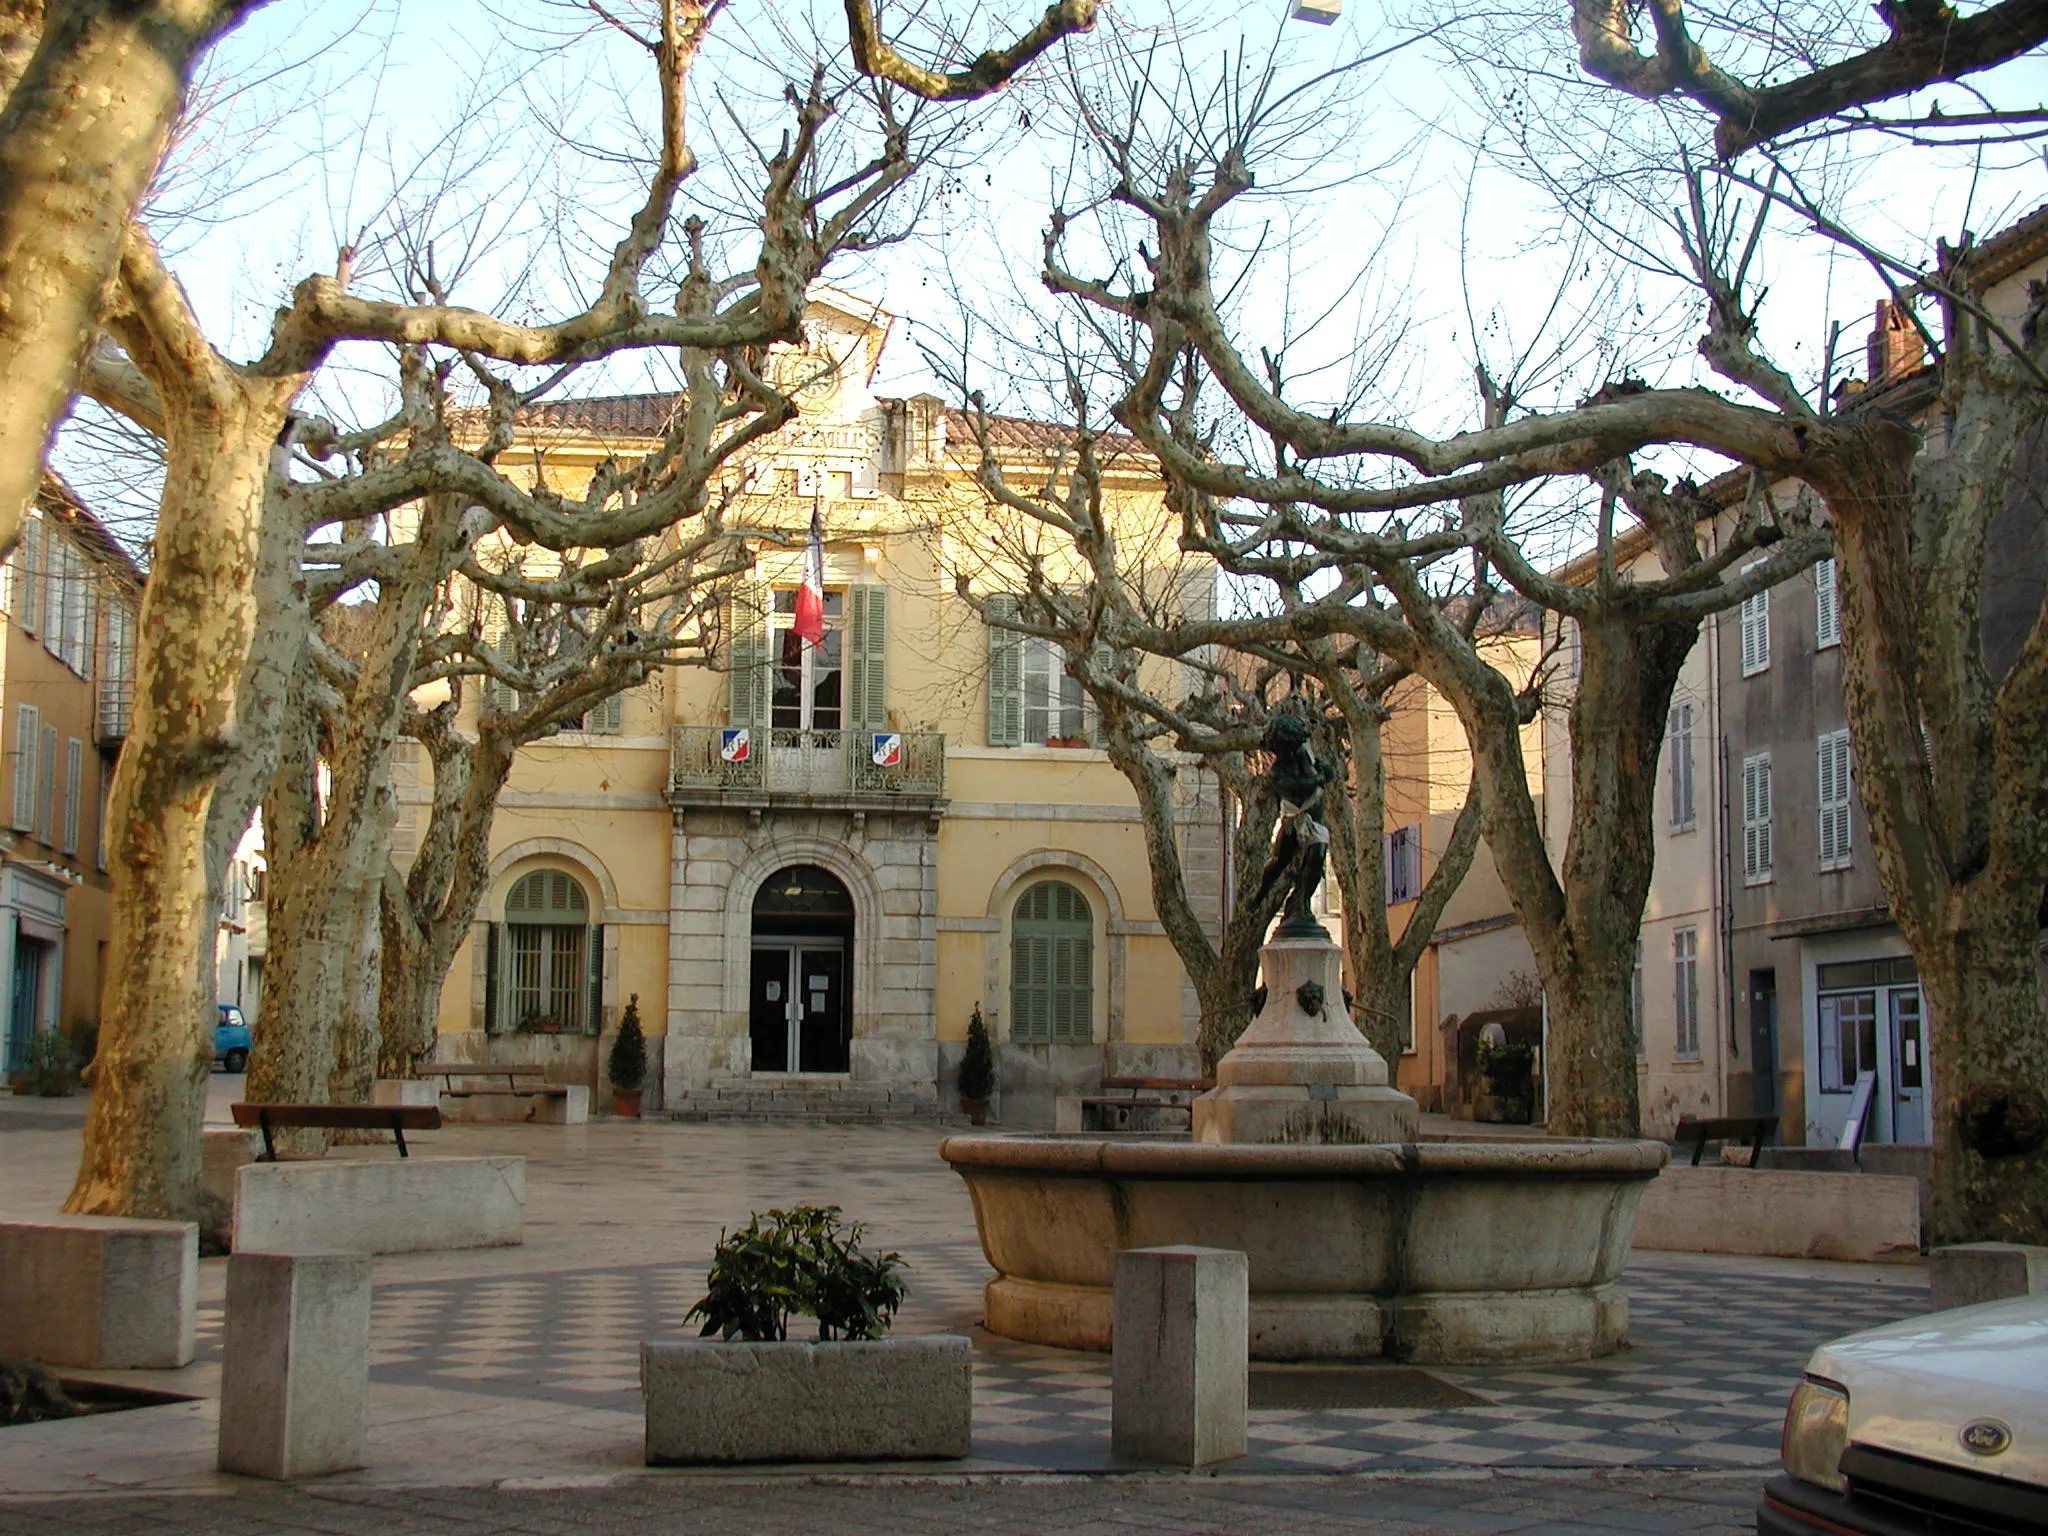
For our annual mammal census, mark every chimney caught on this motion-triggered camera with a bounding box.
[1866,300,1924,385]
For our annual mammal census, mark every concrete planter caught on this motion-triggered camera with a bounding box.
[641,1335,972,1464]
[943,1135,1667,1363]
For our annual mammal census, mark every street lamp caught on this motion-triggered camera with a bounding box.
[1289,0,1341,19]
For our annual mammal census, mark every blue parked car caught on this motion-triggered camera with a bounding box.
[213,1004,251,1074]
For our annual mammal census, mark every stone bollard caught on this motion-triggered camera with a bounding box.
[0,1216,197,1367]
[218,1251,373,1479]
[1112,1245,1248,1466]
[1930,1242,2048,1312]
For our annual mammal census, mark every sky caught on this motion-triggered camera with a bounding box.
[51,0,2048,548]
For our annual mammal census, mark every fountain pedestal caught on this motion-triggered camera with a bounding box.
[1193,933,1419,1145]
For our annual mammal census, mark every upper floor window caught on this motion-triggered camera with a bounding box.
[1384,824,1422,905]
[1741,752,1774,884]
[1814,558,1840,650]
[1667,701,1695,829]
[9,517,96,677]
[1817,729,1853,870]
[1010,880,1093,1044]
[1739,577,1770,676]
[985,595,1091,747]
[729,583,887,736]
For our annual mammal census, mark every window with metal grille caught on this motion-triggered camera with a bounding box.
[1741,752,1773,884]
[498,869,597,1033]
[1673,927,1700,1058]
[1009,880,1094,1044]
[1817,729,1853,870]
[1667,701,1695,828]
[1814,558,1839,649]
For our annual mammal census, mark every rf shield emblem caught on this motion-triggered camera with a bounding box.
[1961,1419,2012,1456]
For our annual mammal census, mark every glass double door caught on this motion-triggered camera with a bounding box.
[748,942,848,1074]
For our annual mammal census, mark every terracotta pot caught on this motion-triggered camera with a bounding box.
[960,1096,990,1126]
[613,1088,643,1118]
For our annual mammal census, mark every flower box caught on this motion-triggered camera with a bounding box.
[641,1335,972,1464]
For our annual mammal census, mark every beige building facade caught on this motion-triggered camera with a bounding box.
[413,296,1217,1122]
[0,476,141,1079]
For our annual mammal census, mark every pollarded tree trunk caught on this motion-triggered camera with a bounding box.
[0,0,261,554]
[1914,902,2048,1242]
[376,725,519,1077]
[1407,595,1696,1138]
[1816,359,2048,1243]
[65,378,295,1219]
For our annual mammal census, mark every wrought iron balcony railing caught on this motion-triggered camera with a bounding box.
[670,724,945,800]
[96,675,133,746]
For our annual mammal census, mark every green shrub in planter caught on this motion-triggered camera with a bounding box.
[608,993,647,1093]
[686,1205,908,1342]
[957,1004,995,1104]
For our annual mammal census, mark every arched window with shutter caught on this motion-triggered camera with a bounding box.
[1009,880,1094,1044]
[490,868,600,1033]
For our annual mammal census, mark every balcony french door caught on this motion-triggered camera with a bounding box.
[770,589,844,792]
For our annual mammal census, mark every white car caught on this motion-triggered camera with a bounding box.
[1761,1292,2047,1534]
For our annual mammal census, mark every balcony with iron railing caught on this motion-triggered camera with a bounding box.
[95,674,133,747]
[670,724,945,807]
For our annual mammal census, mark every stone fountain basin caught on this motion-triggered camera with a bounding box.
[941,1135,1669,1363]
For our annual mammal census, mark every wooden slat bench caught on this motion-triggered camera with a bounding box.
[231,1102,441,1162]
[1672,1113,1778,1167]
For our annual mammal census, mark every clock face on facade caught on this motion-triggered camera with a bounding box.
[769,338,841,411]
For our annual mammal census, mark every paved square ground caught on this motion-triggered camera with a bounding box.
[0,1090,1931,1500]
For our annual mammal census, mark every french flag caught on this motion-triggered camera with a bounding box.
[792,498,825,648]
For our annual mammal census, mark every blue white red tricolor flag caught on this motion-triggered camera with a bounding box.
[792,499,825,648]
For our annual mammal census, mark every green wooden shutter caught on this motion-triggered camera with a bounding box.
[1010,881,1093,1045]
[848,584,888,731]
[986,594,1023,747]
[727,582,768,729]
[586,924,604,1034]
[481,606,520,715]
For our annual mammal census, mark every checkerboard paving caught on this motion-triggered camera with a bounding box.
[191,1247,1925,1473]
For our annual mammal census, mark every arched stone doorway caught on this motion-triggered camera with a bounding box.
[749,864,854,1073]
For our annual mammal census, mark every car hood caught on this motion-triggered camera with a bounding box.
[1811,1293,2048,1486]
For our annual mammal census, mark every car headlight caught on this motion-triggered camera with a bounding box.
[1781,1375,1849,1493]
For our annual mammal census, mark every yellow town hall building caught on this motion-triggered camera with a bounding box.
[406,293,1224,1122]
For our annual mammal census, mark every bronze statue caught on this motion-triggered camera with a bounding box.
[1251,713,1336,939]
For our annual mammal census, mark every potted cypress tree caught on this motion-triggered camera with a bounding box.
[609,993,647,1117]
[957,1004,995,1125]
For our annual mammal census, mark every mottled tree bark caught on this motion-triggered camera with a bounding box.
[65,240,311,1217]
[0,0,263,556]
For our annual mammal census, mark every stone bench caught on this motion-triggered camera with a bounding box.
[233,1155,525,1255]
[0,1215,197,1367]
[1633,1165,1920,1263]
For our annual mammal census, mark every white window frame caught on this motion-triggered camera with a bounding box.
[1673,927,1700,1059]
[1667,700,1695,830]
[1739,570,1770,677]
[1021,634,1089,745]
[1741,751,1774,885]
[1818,728,1854,871]
[1814,557,1840,650]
